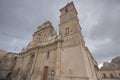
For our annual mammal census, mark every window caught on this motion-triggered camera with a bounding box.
[47,51,50,59]
[13,56,17,60]
[65,27,69,35]
[31,55,35,59]
[65,9,68,13]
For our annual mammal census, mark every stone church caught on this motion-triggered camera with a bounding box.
[0,1,101,80]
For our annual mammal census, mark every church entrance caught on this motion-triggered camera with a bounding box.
[43,66,49,80]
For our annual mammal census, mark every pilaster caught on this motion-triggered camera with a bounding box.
[55,41,61,80]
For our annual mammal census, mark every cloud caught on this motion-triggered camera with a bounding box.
[83,0,120,63]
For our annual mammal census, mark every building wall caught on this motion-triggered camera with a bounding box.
[0,52,17,78]
[100,56,120,80]
[0,49,7,60]
[101,70,120,80]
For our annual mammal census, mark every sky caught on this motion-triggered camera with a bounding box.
[0,0,120,66]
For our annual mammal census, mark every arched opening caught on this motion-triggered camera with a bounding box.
[6,72,12,78]
[110,73,114,78]
[13,56,17,60]
[103,73,107,78]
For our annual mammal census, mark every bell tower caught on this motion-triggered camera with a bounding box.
[57,2,98,80]
[59,2,84,47]
[59,2,81,38]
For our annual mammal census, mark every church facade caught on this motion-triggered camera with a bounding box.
[0,2,101,80]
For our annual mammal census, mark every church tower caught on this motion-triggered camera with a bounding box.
[58,2,99,80]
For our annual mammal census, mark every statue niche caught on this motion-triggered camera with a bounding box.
[26,55,35,75]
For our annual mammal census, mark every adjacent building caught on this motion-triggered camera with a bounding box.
[100,56,120,80]
[0,52,18,79]
[0,49,7,60]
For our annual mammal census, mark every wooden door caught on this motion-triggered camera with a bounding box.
[43,66,49,80]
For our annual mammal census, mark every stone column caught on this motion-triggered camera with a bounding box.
[55,42,61,80]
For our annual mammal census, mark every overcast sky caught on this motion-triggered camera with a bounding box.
[0,0,120,66]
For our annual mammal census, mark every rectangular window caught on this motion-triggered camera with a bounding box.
[65,27,69,35]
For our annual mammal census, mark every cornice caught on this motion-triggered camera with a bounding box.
[20,36,63,55]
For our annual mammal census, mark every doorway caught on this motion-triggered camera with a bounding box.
[43,66,49,80]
